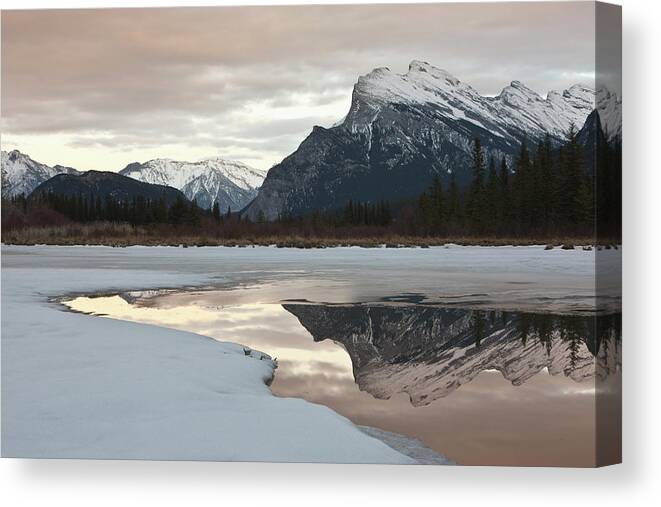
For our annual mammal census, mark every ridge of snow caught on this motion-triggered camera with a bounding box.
[122,158,266,192]
[343,60,611,140]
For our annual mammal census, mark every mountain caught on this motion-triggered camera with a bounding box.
[30,170,187,207]
[244,60,621,220]
[1,150,80,198]
[119,158,267,211]
[596,87,622,139]
[284,303,621,406]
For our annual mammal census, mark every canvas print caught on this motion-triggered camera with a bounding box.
[1,2,621,467]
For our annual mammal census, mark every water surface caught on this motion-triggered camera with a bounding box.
[66,279,621,467]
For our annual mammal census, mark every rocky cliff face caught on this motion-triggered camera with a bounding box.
[284,303,621,406]
[245,61,619,220]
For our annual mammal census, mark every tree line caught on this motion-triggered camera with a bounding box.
[22,192,209,226]
[416,127,621,238]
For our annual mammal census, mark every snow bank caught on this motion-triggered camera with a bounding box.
[1,246,419,463]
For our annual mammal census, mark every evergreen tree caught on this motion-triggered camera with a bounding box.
[447,171,460,229]
[134,195,147,225]
[529,141,545,230]
[94,195,102,221]
[557,124,591,229]
[379,200,392,226]
[418,191,432,231]
[467,137,486,232]
[512,139,531,230]
[154,197,167,223]
[343,200,354,225]
[429,174,444,232]
[498,156,510,225]
[596,133,622,237]
[186,199,201,226]
[485,157,499,232]
[537,135,554,231]
[169,195,187,224]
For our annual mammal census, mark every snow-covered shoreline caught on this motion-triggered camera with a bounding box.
[2,244,619,463]
[1,245,453,464]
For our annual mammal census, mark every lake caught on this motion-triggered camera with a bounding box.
[64,248,621,466]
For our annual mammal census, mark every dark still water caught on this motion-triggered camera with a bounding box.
[66,288,621,467]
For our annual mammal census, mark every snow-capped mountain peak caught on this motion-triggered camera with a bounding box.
[353,61,473,107]
[498,80,542,104]
[1,149,80,198]
[344,60,601,142]
[407,60,461,87]
[119,157,267,211]
[204,157,267,190]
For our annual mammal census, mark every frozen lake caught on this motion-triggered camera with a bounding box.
[2,245,621,465]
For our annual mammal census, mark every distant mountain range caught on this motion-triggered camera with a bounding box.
[1,151,266,211]
[244,60,621,220]
[119,158,266,211]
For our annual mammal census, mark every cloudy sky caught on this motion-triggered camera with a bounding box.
[1,2,598,172]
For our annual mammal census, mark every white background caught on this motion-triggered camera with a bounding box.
[0,0,658,505]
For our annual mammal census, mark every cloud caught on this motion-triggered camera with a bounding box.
[1,3,597,171]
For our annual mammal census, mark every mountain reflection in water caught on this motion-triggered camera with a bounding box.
[283,304,621,406]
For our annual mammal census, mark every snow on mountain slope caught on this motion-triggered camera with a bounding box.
[345,60,597,141]
[119,158,267,210]
[1,150,80,198]
[597,87,623,138]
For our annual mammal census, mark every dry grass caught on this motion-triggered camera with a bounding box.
[0,223,609,248]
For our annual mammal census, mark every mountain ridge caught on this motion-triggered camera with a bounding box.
[1,150,80,198]
[244,61,621,221]
[346,60,595,141]
[1,150,265,212]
